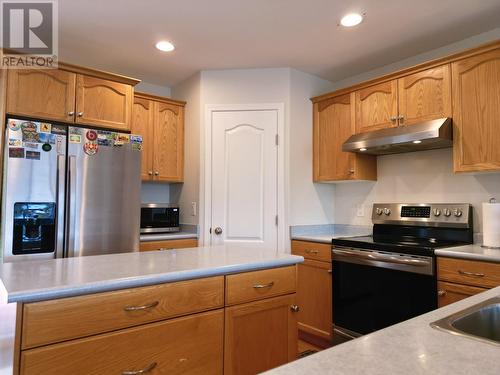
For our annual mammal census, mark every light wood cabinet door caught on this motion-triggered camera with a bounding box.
[224,294,298,375]
[437,281,487,308]
[21,309,224,375]
[452,49,500,172]
[313,94,354,181]
[139,238,198,251]
[75,74,132,131]
[131,96,154,180]
[355,80,398,133]
[153,102,184,182]
[6,69,76,122]
[398,65,451,126]
[296,259,332,341]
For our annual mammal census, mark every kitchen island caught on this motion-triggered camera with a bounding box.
[265,285,500,375]
[0,245,303,375]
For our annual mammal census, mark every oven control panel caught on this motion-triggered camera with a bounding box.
[372,203,472,228]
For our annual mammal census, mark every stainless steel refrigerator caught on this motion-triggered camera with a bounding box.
[1,118,142,262]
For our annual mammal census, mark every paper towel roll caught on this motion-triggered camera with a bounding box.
[483,202,500,248]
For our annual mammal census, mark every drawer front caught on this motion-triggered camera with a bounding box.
[23,276,224,349]
[291,240,331,262]
[225,266,296,306]
[437,281,487,308]
[21,309,224,375]
[437,257,500,288]
[139,238,198,251]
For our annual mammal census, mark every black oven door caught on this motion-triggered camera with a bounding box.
[332,247,437,337]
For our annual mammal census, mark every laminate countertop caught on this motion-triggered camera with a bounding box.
[265,286,500,375]
[140,231,198,241]
[0,245,303,304]
[436,244,500,263]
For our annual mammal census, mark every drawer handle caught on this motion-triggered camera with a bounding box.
[327,269,332,274]
[253,281,275,289]
[122,362,157,375]
[124,301,159,312]
[458,270,485,278]
[438,290,446,297]
[305,249,319,254]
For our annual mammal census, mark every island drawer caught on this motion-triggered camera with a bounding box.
[21,309,224,375]
[291,240,331,262]
[225,266,296,306]
[437,257,500,288]
[22,276,224,349]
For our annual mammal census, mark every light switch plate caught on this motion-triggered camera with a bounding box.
[356,204,364,217]
[191,202,197,216]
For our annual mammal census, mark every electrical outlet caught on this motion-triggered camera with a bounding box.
[191,202,197,216]
[356,204,365,217]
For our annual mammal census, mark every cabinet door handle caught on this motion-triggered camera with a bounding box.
[122,362,157,375]
[253,281,274,289]
[77,112,83,117]
[305,249,319,254]
[154,171,159,176]
[327,269,332,274]
[148,171,153,176]
[398,114,405,125]
[348,169,355,174]
[458,270,485,278]
[290,305,300,312]
[438,290,446,297]
[68,111,75,116]
[389,116,397,123]
[123,301,159,312]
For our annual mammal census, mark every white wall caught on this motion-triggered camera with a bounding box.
[334,149,500,233]
[135,81,171,97]
[172,68,336,243]
[135,81,172,204]
[332,28,500,234]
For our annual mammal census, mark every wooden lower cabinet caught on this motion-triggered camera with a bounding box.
[437,281,487,308]
[139,238,198,251]
[21,309,224,375]
[296,259,332,341]
[224,294,298,375]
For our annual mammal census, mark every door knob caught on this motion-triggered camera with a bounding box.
[214,227,223,235]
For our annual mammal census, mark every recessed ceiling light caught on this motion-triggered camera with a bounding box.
[359,148,367,152]
[155,41,175,52]
[413,140,422,144]
[340,13,364,27]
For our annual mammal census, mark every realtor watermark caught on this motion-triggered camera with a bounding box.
[0,0,58,68]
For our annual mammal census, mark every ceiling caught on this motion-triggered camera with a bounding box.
[58,0,500,87]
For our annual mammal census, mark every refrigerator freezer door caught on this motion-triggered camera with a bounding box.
[66,127,141,256]
[1,119,67,262]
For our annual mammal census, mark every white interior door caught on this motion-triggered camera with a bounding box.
[211,110,278,249]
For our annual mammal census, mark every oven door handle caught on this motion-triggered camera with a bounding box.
[332,248,430,267]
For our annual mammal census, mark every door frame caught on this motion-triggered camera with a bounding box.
[202,103,286,253]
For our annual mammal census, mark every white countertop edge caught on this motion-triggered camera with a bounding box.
[435,245,500,263]
[291,235,332,243]
[140,233,199,242]
[3,256,303,304]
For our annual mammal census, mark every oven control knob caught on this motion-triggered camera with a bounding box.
[383,208,391,216]
[433,208,441,217]
[454,209,463,217]
[375,208,383,215]
[443,208,452,217]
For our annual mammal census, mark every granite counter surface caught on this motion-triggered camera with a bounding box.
[265,286,500,375]
[0,245,303,304]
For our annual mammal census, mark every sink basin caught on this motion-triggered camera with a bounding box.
[431,296,500,346]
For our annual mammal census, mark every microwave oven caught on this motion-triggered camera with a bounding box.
[140,204,180,234]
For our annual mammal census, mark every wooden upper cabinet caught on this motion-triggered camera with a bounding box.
[313,93,377,182]
[154,102,184,182]
[224,294,298,375]
[398,65,451,126]
[6,69,76,122]
[452,49,500,172]
[75,75,132,131]
[355,80,398,133]
[131,96,154,180]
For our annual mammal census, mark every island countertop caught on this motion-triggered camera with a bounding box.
[0,245,303,304]
[265,285,500,375]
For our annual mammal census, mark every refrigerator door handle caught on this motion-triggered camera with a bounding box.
[55,155,66,258]
[66,156,77,258]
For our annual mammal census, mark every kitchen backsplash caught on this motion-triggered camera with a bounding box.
[334,148,500,234]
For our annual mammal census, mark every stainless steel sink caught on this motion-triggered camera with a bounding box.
[431,296,500,346]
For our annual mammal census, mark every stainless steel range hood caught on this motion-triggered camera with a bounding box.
[342,118,452,155]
